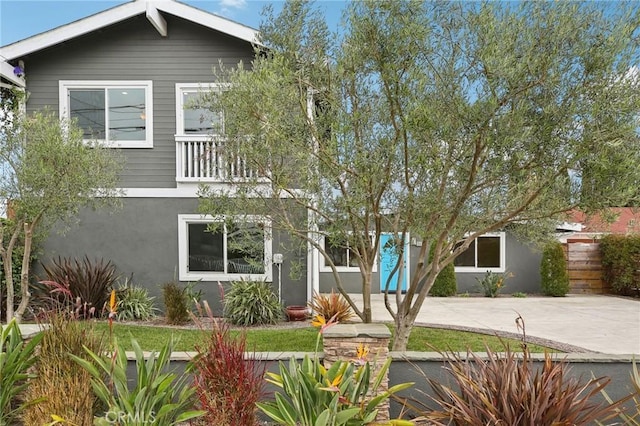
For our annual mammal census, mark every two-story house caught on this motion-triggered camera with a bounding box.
[0,0,310,307]
[1,0,549,310]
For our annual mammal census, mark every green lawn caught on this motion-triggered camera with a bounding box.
[90,322,553,353]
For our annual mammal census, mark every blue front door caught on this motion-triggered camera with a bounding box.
[379,233,409,293]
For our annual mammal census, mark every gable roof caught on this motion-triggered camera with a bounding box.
[568,208,640,234]
[0,0,259,87]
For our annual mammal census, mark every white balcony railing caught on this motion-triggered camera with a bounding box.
[176,135,261,182]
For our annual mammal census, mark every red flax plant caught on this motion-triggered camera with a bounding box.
[408,315,628,425]
[188,299,267,426]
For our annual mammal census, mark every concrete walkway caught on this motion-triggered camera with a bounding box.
[348,294,640,355]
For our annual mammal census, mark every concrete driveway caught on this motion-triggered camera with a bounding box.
[349,294,640,355]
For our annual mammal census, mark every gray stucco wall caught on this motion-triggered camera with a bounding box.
[319,271,365,293]
[389,354,637,420]
[37,198,308,311]
[125,352,638,423]
[319,232,543,296]
[454,232,542,294]
[20,13,255,188]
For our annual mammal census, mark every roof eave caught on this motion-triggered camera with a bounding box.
[0,1,145,61]
[158,1,260,45]
[0,0,260,62]
[0,61,26,88]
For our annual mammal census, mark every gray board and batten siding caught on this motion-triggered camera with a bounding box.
[21,13,255,188]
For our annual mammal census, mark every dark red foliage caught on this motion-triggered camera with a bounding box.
[190,302,267,426]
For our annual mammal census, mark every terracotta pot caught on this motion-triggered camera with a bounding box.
[285,305,309,322]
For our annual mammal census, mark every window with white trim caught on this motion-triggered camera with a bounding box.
[320,234,377,272]
[175,83,223,136]
[454,232,506,272]
[59,80,153,148]
[178,214,272,281]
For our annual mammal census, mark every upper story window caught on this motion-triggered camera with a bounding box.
[59,80,153,148]
[176,83,223,136]
[454,232,506,273]
[178,214,272,282]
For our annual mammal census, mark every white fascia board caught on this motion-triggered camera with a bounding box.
[1,1,259,62]
[0,61,25,87]
[146,1,168,37]
[1,1,145,61]
[159,1,260,45]
[120,184,274,198]
[557,222,584,232]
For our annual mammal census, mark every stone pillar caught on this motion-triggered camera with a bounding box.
[322,323,391,421]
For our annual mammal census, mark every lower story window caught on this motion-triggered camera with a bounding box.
[454,232,506,272]
[319,234,377,272]
[325,235,359,268]
[178,214,272,281]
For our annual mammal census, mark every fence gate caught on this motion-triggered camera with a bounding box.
[564,239,610,294]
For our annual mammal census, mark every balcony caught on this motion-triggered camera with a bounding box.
[176,135,261,182]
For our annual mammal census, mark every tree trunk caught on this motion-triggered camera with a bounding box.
[391,263,439,351]
[392,310,416,351]
[14,222,33,323]
[2,250,13,322]
[362,271,372,323]
[1,222,22,323]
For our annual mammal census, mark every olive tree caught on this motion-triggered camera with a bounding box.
[199,0,640,350]
[0,108,122,322]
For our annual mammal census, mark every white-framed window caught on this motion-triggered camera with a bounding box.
[178,214,272,281]
[454,232,506,273]
[319,234,377,273]
[175,83,223,136]
[59,80,153,148]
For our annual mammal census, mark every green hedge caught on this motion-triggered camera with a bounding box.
[600,234,640,295]
[540,241,570,297]
[428,242,457,297]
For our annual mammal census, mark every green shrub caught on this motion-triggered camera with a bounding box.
[116,277,158,321]
[259,355,413,426]
[540,241,570,296]
[22,311,105,425]
[41,256,119,317]
[223,279,282,326]
[477,270,509,297]
[71,337,204,426]
[428,242,457,297]
[162,281,191,325]
[600,234,640,295]
[429,263,457,297]
[0,319,43,425]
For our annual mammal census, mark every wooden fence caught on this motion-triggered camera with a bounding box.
[562,239,611,294]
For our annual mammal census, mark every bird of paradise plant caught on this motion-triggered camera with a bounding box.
[310,313,339,354]
[107,289,116,340]
[257,315,414,426]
